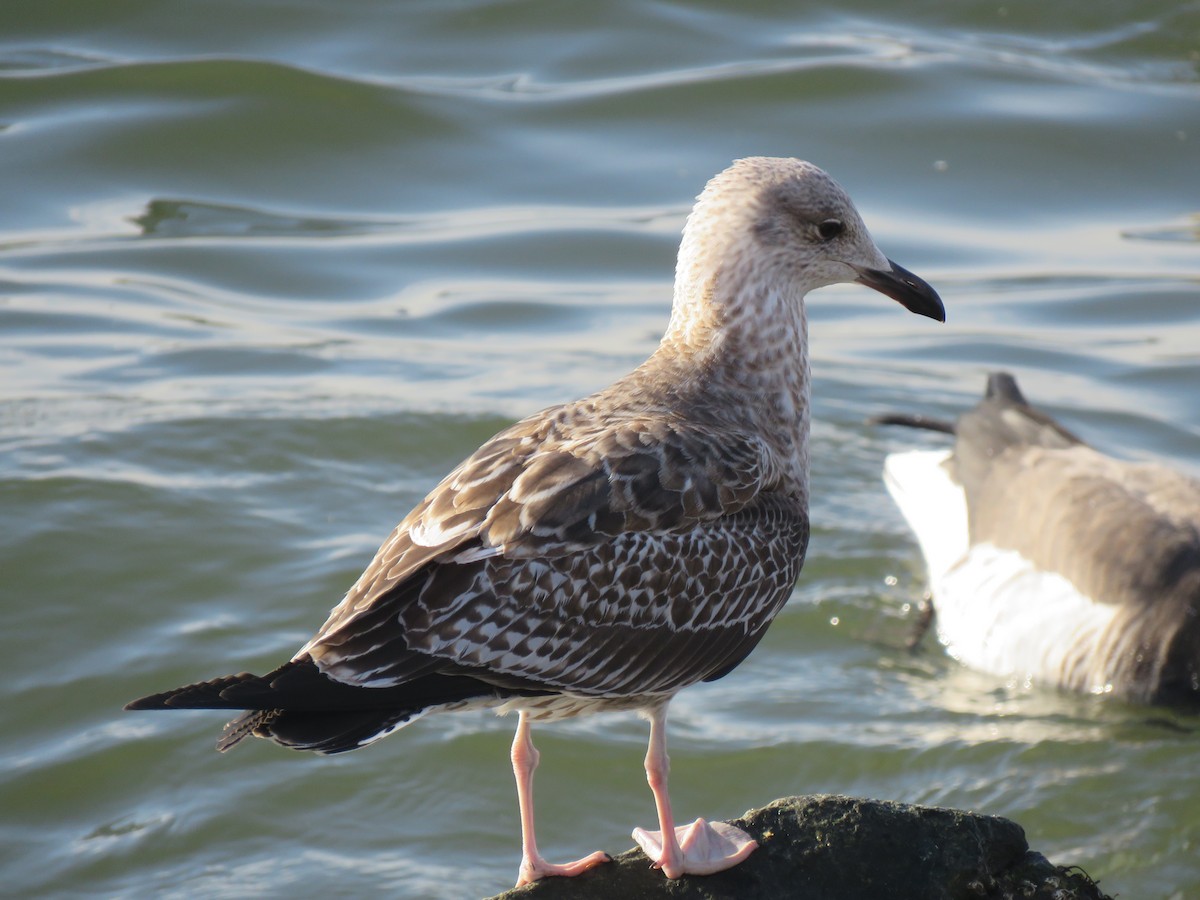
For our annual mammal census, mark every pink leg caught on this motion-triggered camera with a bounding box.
[510,711,610,887]
[631,703,758,878]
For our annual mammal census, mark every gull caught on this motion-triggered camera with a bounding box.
[127,157,945,886]
[876,372,1200,704]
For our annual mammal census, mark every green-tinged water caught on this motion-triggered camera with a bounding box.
[2,2,1199,897]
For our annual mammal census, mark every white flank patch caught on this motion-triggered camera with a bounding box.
[883,449,1118,693]
[882,450,969,577]
[935,543,1117,692]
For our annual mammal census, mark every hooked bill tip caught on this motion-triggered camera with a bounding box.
[855,260,945,322]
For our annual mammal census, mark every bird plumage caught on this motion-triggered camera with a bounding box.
[127,156,944,883]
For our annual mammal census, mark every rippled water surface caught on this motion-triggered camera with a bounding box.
[3,2,1199,898]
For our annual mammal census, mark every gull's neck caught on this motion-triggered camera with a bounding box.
[643,259,813,498]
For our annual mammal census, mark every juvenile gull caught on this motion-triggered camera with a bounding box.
[876,372,1200,704]
[126,157,945,886]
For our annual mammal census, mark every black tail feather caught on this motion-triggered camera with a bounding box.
[126,659,444,713]
[124,671,264,711]
[127,657,551,754]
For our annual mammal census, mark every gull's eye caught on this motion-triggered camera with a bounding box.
[817,219,844,241]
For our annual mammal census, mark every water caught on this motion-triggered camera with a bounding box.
[2,1,1199,897]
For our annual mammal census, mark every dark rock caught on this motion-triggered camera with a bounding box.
[485,795,1111,900]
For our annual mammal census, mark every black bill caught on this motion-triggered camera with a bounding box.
[855,259,945,322]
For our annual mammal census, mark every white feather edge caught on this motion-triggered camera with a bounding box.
[882,449,1118,694]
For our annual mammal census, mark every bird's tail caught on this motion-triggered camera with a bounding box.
[125,672,271,712]
[125,658,514,755]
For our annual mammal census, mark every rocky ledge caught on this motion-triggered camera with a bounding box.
[487,795,1111,900]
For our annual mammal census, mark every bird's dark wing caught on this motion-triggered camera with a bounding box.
[309,496,808,695]
[298,405,806,695]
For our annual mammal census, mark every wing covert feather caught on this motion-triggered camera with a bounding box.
[309,498,809,697]
[299,406,780,665]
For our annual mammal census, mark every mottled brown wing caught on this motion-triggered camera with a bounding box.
[311,496,809,696]
[299,404,777,668]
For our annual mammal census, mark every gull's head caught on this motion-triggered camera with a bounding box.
[677,157,945,322]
